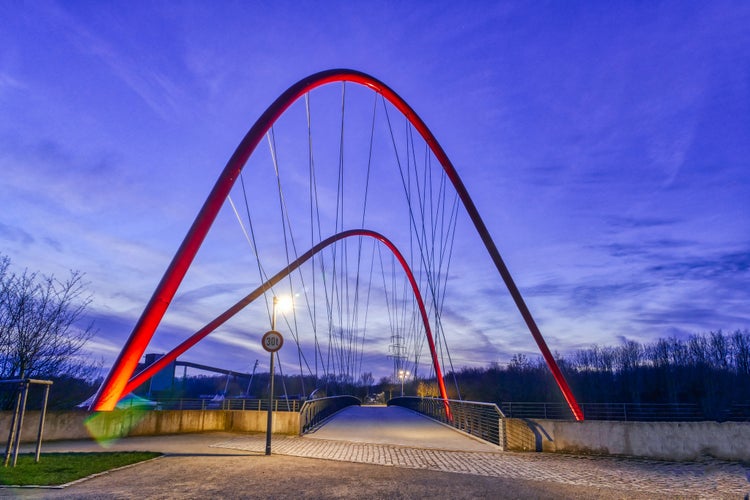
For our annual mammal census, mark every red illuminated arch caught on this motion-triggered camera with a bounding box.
[122,229,452,419]
[92,69,582,420]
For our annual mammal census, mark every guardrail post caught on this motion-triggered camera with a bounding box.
[499,418,506,451]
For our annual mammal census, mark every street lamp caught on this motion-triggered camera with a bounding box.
[264,295,292,456]
[273,296,294,326]
[398,369,410,397]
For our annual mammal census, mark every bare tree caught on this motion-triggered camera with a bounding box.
[0,255,96,380]
[709,330,730,370]
[359,371,374,388]
[731,329,750,375]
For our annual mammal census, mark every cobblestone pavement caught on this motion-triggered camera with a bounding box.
[213,434,750,499]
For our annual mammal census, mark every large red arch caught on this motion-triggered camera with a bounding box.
[122,229,452,418]
[92,69,583,420]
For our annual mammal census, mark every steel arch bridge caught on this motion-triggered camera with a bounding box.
[91,69,583,421]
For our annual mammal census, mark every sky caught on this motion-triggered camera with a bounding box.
[1,1,749,385]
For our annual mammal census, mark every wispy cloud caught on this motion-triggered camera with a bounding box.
[0,222,34,246]
[29,2,190,122]
[0,134,129,215]
[0,72,25,94]
[646,250,750,282]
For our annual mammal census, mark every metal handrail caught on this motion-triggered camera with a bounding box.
[498,401,750,421]
[389,396,505,446]
[299,395,361,434]
[113,398,302,412]
[391,398,750,426]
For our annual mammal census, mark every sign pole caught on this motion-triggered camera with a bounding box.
[263,297,284,456]
[265,349,275,455]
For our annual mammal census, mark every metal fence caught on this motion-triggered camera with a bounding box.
[299,396,361,434]
[123,398,302,412]
[390,396,750,449]
[499,401,750,422]
[105,395,750,422]
[389,397,505,446]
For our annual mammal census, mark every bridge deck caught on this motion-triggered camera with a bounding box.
[304,405,498,452]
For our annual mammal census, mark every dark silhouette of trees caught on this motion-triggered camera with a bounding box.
[1,255,99,409]
[441,330,750,419]
[116,328,750,421]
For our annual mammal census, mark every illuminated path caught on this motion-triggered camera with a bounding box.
[16,433,748,497]
[303,405,497,452]
[214,433,748,498]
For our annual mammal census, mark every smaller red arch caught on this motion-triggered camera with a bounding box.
[118,229,453,419]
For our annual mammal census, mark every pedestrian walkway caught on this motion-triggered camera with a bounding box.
[304,405,497,451]
[212,432,749,499]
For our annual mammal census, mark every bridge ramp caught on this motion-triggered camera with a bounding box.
[304,405,498,452]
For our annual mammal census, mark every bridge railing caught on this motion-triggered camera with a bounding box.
[138,398,750,422]
[121,398,302,412]
[299,395,361,434]
[389,396,505,446]
[499,402,750,421]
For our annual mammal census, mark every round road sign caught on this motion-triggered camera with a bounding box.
[261,330,284,352]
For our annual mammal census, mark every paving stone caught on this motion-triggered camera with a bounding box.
[212,434,750,499]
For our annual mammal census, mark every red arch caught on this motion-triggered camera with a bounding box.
[122,229,452,418]
[93,69,582,420]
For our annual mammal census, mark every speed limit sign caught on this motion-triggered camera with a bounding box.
[262,330,284,352]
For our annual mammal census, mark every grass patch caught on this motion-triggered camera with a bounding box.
[0,452,161,486]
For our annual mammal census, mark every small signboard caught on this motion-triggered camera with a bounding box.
[261,330,284,352]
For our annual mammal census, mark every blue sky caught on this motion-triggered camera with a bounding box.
[1,1,748,382]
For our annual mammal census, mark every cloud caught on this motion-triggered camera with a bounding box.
[0,133,130,216]
[0,222,34,246]
[0,72,25,95]
[646,250,750,282]
[45,5,190,121]
[174,282,252,304]
[41,237,64,253]
[603,215,683,230]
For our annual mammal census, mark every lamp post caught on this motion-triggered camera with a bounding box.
[398,369,410,397]
[263,295,291,456]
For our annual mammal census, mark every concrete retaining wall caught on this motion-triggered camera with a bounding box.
[6,410,748,461]
[504,418,750,461]
[1,409,300,443]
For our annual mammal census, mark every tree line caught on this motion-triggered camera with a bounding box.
[138,329,750,420]
[443,329,750,419]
